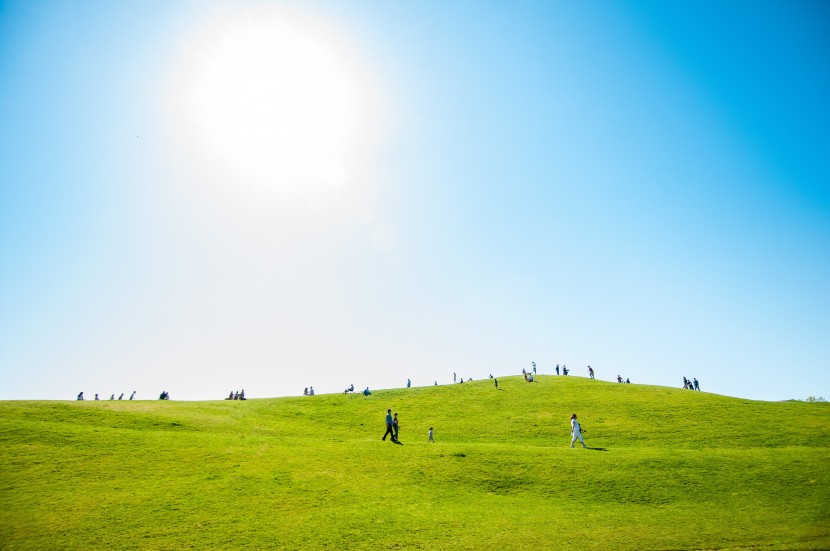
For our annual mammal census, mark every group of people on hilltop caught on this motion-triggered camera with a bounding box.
[683,377,700,391]
[303,387,315,396]
[77,391,136,401]
[226,390,246,400]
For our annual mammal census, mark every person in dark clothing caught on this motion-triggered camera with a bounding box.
[382,409,395,441]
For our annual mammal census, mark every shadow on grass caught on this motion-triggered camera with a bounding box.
[587,447,608,452]
[393,440,403,445]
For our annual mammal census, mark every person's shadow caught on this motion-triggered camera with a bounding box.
[587,447,608,452]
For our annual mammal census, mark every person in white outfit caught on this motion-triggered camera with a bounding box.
[570,413,587,448]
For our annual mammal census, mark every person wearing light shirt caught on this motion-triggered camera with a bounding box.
[571,413,587,448]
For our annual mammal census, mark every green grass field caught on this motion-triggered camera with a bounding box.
[1,376,828,550]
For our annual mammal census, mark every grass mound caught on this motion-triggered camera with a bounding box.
[1,376,828,550]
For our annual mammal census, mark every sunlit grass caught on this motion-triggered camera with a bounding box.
[1,376,828,549]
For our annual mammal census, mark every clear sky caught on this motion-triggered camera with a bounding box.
[1,0,828,401]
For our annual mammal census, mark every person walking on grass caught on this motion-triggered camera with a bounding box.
[588,366,594,379]
[570,413,587,448]
[428,427,435,443]
[393,412,400,442]
[382,409,395,441]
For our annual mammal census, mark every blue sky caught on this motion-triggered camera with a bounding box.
[1,0,828,401]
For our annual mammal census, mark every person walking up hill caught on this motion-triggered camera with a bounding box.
[382,409,395,442]
[570,413,587,449]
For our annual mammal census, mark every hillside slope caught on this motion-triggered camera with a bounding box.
[1,376,828,550]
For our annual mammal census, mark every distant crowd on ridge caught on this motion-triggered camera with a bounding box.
[73,363,702,401]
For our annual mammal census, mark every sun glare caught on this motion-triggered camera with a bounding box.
[177,8,372,191]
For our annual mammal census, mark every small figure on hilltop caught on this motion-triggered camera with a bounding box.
[303,388,308,396]
[129,391,136,400]
[309,387,315,396]
[693,378,700,391]
[562,366,569,376]
[118,393,124,400]
[528,373,534,382]
[239,390,246,400]
[454,372,457,383]
[532,361,536,374]
[428,427,435,443]
[626,378,631,384]
[617,375,623,383]
[570,413,587,449]
[494,378,498,389]
[382,409,395,441]
[555,364,560,375]
[588,366,594,379]
[110,394,115,400]
[407,379,411,388]
[77,392,84,401]
[363,387,371,396]
[344,384,354,394]
[159,391,170,400]
[94,394,100,400]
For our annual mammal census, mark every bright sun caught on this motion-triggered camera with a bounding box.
[178,8,370,190]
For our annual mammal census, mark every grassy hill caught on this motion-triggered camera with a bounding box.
[1,376,828,550]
